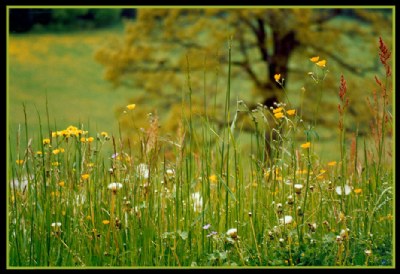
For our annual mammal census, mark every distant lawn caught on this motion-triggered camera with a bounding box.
[8,23,141,152]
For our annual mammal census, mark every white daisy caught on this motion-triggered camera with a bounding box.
[335,185,351,195]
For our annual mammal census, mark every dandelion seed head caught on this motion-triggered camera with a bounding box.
[108,182,123,191]
[166,168,175,175]
[294,184,304,194]
[280,215,293,225]
[226,228,237,238]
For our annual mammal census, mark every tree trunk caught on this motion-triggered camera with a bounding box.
[262,30,299,108]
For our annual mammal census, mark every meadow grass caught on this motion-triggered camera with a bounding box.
[7,37,393,268]
[8,22,369,163]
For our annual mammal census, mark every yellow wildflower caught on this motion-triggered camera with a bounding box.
[102,220,110,225]
[87,137,94,143]
[209,174,217,184]
[354,188,362,194]
[80,137,86,142]
[16,159,24,165]
[273,107,283,114]
[296,169,308,175]
[101,131,108,137]
[36,151,43,155]
[274,74,281,82]
[52,162,59,166]
[316,60,327,67]
[43,138,51,145]
[126,104,136,110]
[300,142,311,149]
[286,109,296,116]
[310,56,319,62]
[52,132,57,138]
[58,181,65,187]
[327,161,337,166]
[274,112,284,119]
[52,149,60,155]
[61,130,70,138]
[81,174,90,180]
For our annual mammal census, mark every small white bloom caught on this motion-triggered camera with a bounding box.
[10,176,31,191]
[166,168,175,176]
[280,215,293,225]
[51,222,62,227]
[294,184,303,194]
[108,182,123,191]
[284,179,292,186]
[335,185,351,195]
[364,249,372,256]
[226,228,237,238]
[137,163,149,179]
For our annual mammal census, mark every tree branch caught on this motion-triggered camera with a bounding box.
[311,9,343,25]
[235,24,263,88]
[256,18,269,63]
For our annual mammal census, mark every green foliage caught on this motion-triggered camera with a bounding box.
[95,8,392,138]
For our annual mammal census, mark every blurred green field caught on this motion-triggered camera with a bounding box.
[8,24,140,148]
[7,19,389,163]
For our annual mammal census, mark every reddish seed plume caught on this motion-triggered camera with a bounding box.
[375,76,382,87]
[378,37,392,77]
[339,74,347,102]
[379,37,391,64]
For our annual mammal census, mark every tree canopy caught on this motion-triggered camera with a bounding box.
[94,8,392,142]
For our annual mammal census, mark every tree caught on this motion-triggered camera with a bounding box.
[94,8,392,141]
